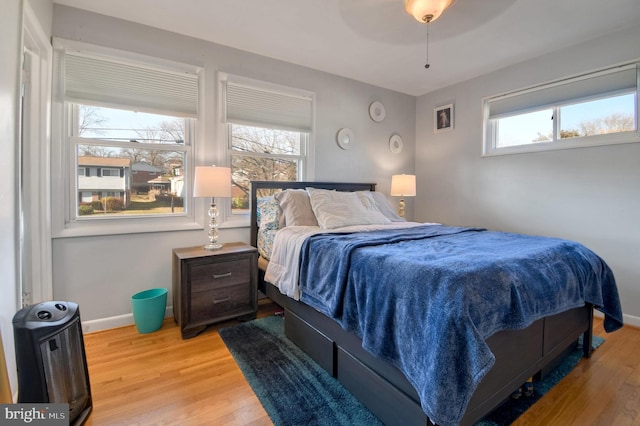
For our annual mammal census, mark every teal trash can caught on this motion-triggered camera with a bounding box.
[131,288,168,334]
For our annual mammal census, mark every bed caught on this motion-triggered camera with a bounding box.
[249,181,623,426]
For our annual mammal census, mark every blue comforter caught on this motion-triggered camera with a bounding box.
[298,225,623,426]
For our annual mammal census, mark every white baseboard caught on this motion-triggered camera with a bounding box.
[622,312,640,328]
[81,306,173,334]
[594,310,640,329]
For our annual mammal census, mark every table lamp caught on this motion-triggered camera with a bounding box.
[193,166,232,250]
[390,174,416,218]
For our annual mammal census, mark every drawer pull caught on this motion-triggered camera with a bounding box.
[213,272,232,279]
[212,296,231,304]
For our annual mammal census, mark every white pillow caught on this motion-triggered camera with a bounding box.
[274,189,318,227]
[357,191,406,222]
[306,187,391,229]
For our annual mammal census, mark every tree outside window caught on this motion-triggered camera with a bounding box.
[229,124,305,213]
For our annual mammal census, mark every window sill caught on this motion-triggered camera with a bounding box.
[52,217,203,238]
[483,132,640,157]
[52,214,251,239]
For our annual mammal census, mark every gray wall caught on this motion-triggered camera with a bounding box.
[52,5,416,329]
[415,25,640,326]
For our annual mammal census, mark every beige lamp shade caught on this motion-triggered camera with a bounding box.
[193,166,232,198]
[391,174,416,197]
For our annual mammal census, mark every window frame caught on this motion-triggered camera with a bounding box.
[483,63,640,156]
[51,39,203,237]
[227,123,309,214]
[217,73,315,227]
[100,168,120,177]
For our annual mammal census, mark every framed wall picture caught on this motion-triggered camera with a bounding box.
[434,104,454,133]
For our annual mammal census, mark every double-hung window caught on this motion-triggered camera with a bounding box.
[52,39,201,236]
[483,63,639,156]
[220,74,314,215]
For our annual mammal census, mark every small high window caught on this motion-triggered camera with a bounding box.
[484,64,639,155]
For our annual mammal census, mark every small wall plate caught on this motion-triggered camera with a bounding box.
[369,101,386,122]
[389,134,403,154]
[336,128,354,150]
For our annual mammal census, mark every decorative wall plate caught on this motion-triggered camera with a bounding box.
[336,128,354,150]
[369,101,386,122]
[389,134,403,154]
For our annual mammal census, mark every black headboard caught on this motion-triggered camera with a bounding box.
[249,181,376,248]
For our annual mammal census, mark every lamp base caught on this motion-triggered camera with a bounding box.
[203,242,223,251]
[203,200,222,251]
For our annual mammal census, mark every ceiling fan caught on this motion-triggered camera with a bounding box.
[403,0,457,68]
[338,0,514,70]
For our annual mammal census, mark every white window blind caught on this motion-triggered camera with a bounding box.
[224,79,313,132]
[59,50,199,118]
[488,65,638,119]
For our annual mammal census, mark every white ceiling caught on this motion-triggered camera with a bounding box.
[53,0,640,96]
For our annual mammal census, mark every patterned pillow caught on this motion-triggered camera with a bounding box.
[257,228,276,260]
[256,196,281,230]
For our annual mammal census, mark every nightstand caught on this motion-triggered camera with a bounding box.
[172,242,258,339]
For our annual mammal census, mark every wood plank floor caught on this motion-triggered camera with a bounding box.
[82,299,640,425]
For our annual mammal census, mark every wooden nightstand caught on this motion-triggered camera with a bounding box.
[172,242,258,339]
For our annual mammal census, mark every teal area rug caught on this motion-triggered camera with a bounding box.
[220,316,603,426]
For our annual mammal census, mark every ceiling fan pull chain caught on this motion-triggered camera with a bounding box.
[425,15,432,69]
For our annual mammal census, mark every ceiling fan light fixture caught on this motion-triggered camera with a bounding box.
[405,0,455,23]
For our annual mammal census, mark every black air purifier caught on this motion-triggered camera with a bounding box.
[13,301,92,425]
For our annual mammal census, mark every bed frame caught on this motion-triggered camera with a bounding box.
[250,181,593,426]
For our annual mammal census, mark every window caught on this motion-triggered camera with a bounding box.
[221,74,314,215]
[229,124,307,212]
[100,168,120,177]
[52,39,200,236]
[484,63,639,155]
[71,105,191,218]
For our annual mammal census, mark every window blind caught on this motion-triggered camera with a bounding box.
[61,51,199,118]
[224,80,313,132]
[488,65,637,119]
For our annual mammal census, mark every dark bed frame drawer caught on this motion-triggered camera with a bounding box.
[544,305,591,355]
[285,310,335,375]
[337,346,428,426]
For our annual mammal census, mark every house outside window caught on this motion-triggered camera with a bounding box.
[220,73,315,215]
[483,63,639,156]
[52,39,201,236]
[76,156,130,211]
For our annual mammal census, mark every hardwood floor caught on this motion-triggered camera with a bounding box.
[82,300,640,425]
[82,298,279,426]
[513,318,640,426]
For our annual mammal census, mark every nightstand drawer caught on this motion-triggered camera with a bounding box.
[190,258,251,292]
[191,283,252,323]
